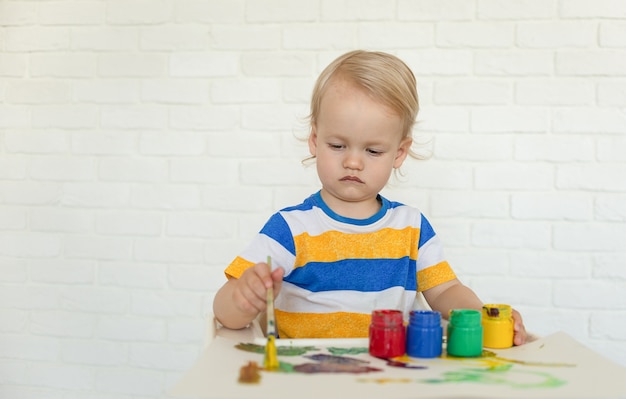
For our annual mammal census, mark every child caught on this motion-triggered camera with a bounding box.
[213,50,527,345]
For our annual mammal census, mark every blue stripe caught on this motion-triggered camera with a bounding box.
[260,213,296,255]
[284,258,417,292]
[418,215,436,248]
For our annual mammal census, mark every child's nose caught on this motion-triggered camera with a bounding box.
[343,151,363,170]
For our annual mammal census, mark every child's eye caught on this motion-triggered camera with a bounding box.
[367,148,384,155]
[328,143,344,150]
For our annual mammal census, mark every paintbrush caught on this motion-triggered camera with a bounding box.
[263,256,279,371]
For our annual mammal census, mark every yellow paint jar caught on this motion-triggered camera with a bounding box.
[482,304,514,349]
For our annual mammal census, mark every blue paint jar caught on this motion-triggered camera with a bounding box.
[406,310,443,358]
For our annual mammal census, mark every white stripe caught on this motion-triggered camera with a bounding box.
[275,282,415,317]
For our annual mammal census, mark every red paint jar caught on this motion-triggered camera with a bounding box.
[369,309,405,358]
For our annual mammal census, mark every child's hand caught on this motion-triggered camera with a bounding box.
[231,262,284,317]
[512,308,527,345]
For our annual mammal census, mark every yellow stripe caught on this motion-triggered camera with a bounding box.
[417,261,456,291]
[293,227,418,268]
[275,309,370,338]
[225,256,254,279]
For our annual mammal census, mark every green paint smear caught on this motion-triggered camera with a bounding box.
[235,343,319,356]
[327,347,369,355]
[422,366,567,389]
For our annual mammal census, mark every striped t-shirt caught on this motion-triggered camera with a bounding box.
[223,191,456,339]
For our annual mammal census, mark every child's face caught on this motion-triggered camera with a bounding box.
[309,79,412,216]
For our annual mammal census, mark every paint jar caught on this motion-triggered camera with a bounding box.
[406,310,442,358]
[482,304,514,349]
[369,309,405,358]
[446,309,483,357]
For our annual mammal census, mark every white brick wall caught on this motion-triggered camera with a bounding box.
[1,1,625,397]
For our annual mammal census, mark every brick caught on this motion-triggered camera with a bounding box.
[284,24,356,50]
[30,208,94,233]
[61,339,128,366]
[174,0,245,24]
[27,363,94,390]
[471,221,552,249]
[241,104,305,131]
[0,207,26,229]
[241,52,314,77]
[557,164,626,191]
[133,238,204,263]
[169,159,237,184]
[98,53,167,77]
[600,21,626,47]
[131,184,201,209]
[1,182,62,205]
[96,210,163,236]
[595,194,626,222]
[514,135,595,161]
[210,25,281,50]
[594,253,626,279]
[59,287,129,314]
[6,80,71,104]
[141,25,209,50]
[30,53,96,78]
[5,27,70,51]
[470,277,552,305]
[31,310,96,338]
[598,80,626,106]
[554,107,626,134]
[166,213,236,239]
[169,52,238,77]
[167,318,205,344]
[598,135,626,161]
[98,261,167,289]
[398,0,475,21]
[30,157,95,181]
[6,130,68,154]
[555,280,626,308]
[98,157,168,182]
[554,223,626,251]
[62,182,131,208]
[0,359,27,385]
[0,105,30,128]
[71,131,137,155]
[72,27,138,51]
[557,50,626,76]
[131,291,202,317]
[30,259,95,284]
[0,54,27,76]
[107,0,173,25]
[240,159,319,186]
[211,78,281,104]
[434,80,511,105]
[322,0,395,21]
[515,79,595,105]
[517,21,597,48]
[436,22,514,48]
[475,163,554,190]
[32,105,99,129]
[169,264,226,291]
[202,186,273,212]
[512,192,593,221]
[560,0,626,18]
[474,50,554,76]
[74,79,139,103]
[444,248,510,276]
[0,2,36,25]
[0,233,61,258]
[247,0,318,22]
[472,107,548,133]
[402,50,474,76]
[65,235,132,260]
[400,160,473,189]
[169,105,239,130]
[522,308,589,339]
[0,334,59,361]
[511,251,591,278]
[591,311,626,340]
[139,132,206,155]
[38,1,105,25]
[0,259,28,283]
[477,0,556,19]
[430,191,509,218]
[0,309,28,332]
[435,134,513,161]
[141,79,209,104]
[97,316,166,342]
[415,106,470,133]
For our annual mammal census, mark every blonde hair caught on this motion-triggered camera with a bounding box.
[307,50,423,159]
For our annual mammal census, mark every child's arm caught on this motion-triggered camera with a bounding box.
[423,278,528,345]
[213,262,284,330]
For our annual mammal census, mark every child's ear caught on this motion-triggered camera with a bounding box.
[393,138,412,168]
[308,126,318,156]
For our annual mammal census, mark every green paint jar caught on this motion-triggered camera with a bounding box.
[446,309,483,357]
